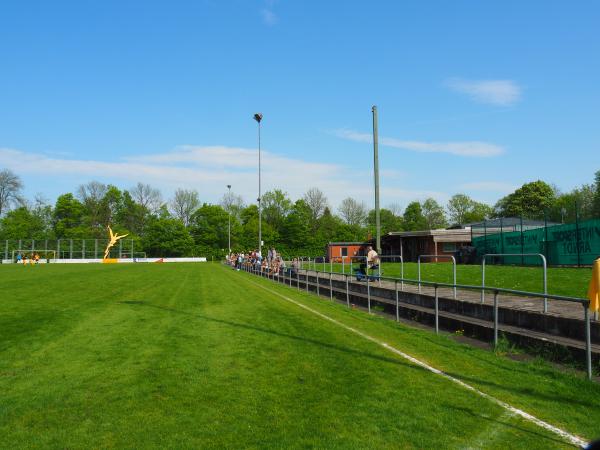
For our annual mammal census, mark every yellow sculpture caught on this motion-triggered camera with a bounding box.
[103,226,129,260]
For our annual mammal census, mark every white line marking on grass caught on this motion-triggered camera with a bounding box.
[241,274,588,449]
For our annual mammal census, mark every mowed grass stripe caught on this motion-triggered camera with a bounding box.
[235,264,600,444]
[0,263,586,448]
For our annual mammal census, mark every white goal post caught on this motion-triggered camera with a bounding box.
[11,250,57,263]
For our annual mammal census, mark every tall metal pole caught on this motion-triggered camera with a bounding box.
[372,105,381,254]
[254,113,263,256]
[227,184,232,256]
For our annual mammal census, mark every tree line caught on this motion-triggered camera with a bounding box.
[0,168,598,258]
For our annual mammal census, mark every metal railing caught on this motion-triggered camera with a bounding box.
[418,255,457,299]
[481,253,548,311]
[235,261,594,381]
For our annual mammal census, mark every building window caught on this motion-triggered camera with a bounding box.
[442,243,457,253]
[341,247,348,257]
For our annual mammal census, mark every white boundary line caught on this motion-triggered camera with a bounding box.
[242,273,588,449]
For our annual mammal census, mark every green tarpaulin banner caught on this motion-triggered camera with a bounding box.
[472,218,600,266]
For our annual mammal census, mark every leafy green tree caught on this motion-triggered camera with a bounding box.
[101,185,124,227]
[447,194,472,226]
[403,202,427,231]
[495,180,556,219]
[281,200,314,255]
[316,207,347,246]
[421,198,447,229]
[549,185,595,222]
[367,208,403,236]
[77,181,108,234]
[463,202,493,223]
[116,190,148,235]
[189,204,230,255]
[0,206,50,240]
[238,204,278,252]
[262,189,292,229]
[53,193,87,238]
[142,217,195,257]
[447,194,493,225]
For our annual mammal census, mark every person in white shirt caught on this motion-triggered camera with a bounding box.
[366,245,379,269]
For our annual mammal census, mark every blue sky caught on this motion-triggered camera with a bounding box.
[1,0,598,211]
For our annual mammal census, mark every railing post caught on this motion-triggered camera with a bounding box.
[585,305,592,381]
[481,257,486,303]
[306,269,309,292]
[342,258,345,275]
[367,273,371,313]
[541,254,548,313]
[434,285,439,334]
[452,256,457,299]
[316,271,320,297]
[418,256,422,293]
[395,279,399,322]
[493,290,499,347]
[329,272,333,301]
[345,274,350,308]
[400,256,404,291]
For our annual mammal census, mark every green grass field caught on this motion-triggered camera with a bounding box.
[315,261,593,298]
[1,263,599,448]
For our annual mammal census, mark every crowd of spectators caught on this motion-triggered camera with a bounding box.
[227,247,299,277]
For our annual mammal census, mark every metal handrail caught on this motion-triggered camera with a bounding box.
[240,261,593,380]
[418,254,457,299]
[482,253,548,311]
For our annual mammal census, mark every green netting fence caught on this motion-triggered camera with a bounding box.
[472,218,600,266]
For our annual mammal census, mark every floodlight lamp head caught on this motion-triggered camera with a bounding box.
[253,113,263,123]
[227,184,231,189]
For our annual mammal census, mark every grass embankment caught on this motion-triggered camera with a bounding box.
[0,263,598,448]
[318,261,592,298]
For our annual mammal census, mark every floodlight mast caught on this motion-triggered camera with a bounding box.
[254,113,263,256]
[372,105,381,254]
[227,184,232,256]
